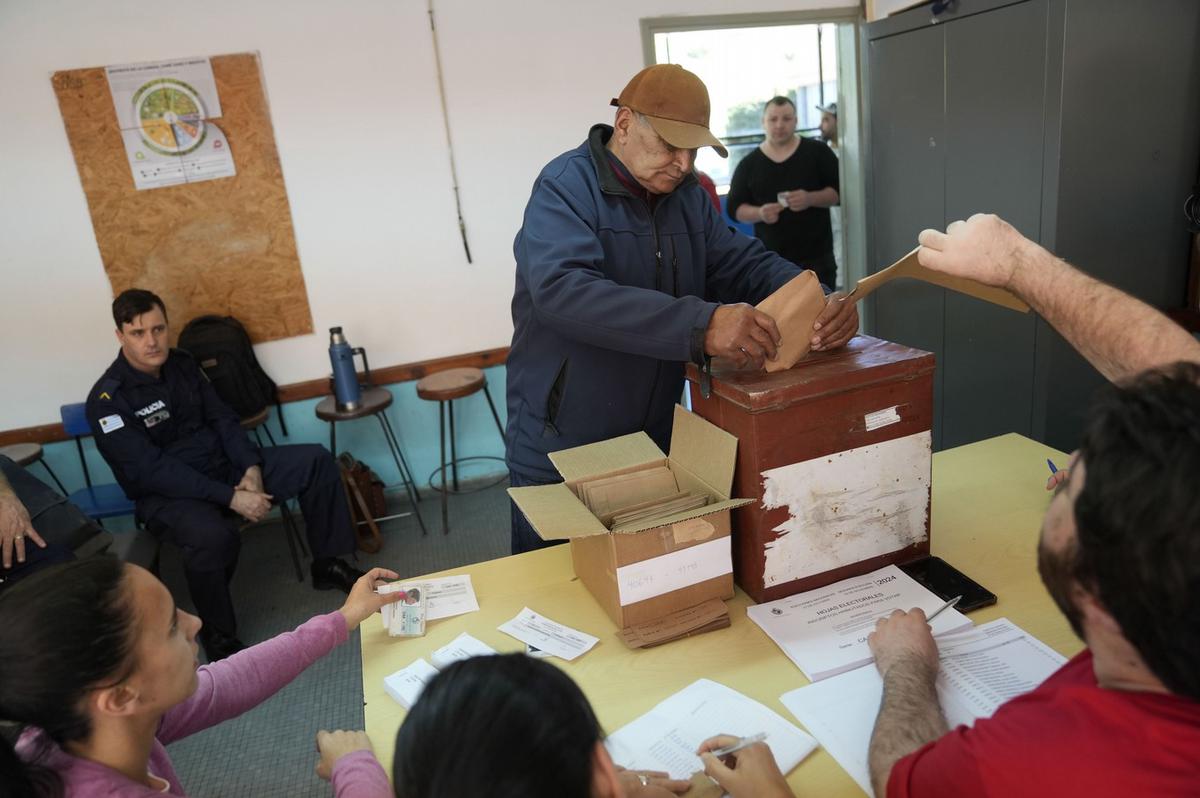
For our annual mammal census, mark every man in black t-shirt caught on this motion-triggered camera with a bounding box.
[727,96,840,288]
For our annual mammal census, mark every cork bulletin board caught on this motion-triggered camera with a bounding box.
[51,52,313,343]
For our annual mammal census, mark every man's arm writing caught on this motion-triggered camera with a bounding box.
[867,609,950,797]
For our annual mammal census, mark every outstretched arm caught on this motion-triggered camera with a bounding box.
[158,568,404,743]
[918,214,1200,381]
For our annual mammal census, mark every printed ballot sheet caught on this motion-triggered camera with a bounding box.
[383,658,439,709]
[747,564,972,681]
[384,634,498,710]
[380,575,480,632]
[606,679,817,781]
[430,632,496,670]
[780,618,1066,796]
[497,607,599,661]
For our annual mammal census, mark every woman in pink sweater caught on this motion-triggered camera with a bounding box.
[0,557,400,797]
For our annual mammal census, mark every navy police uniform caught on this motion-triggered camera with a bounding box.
[86,349,355,636]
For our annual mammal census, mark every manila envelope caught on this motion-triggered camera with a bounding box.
[756,270,826,372]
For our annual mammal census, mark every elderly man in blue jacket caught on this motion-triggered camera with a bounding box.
[507,64,859,553]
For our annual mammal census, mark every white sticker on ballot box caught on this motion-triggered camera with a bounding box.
[616,537,731,606]
[863,406,901,431]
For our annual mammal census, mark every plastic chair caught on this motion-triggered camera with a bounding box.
[719,193,757,238]
[59,403,136,522]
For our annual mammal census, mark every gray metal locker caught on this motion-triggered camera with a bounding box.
[863,0,1200,451]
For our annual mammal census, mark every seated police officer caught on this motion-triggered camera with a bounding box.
[86,289,363,661]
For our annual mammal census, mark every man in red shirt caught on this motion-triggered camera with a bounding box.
[866,363,1200,796]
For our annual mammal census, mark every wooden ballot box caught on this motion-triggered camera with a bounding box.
[685,335,935,603]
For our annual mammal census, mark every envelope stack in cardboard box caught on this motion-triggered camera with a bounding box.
[509,407,751,646]
[576,466,710,532]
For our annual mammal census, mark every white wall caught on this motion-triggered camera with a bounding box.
[0,0,855,429]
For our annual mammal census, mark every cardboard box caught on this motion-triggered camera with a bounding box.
[509,406,751,629]
[686,335,935,603]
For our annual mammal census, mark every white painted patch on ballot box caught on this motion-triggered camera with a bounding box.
[759,431,931,586]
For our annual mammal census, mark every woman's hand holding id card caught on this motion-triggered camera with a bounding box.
[378,582,429,637]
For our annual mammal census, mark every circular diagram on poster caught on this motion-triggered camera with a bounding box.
[133,78,208,155]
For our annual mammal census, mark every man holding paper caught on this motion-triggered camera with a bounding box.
[865,364,1200,796]
[507,64,859,553]
[916,213,1200,379]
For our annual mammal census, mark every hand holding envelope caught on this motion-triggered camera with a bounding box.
[755,271,828,373]
[749,244,1031,374]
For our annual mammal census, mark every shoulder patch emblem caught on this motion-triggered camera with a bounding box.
[98,391,111,401]
[98,414,125,434]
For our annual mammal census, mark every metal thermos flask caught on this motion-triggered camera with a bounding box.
[329,327,361,411]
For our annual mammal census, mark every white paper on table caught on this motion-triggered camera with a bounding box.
[780,618,1066,796]
[747,564,973,681]
[431,632,497,670]
[382,658,440,709]
[497,607,598,661]
[380,575,479,631]
[606,678,817,781]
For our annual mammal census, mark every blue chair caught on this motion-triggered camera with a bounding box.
[719,193,757,238]
[59,403,136,522]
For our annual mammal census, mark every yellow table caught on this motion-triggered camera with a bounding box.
[361,433,1084,794]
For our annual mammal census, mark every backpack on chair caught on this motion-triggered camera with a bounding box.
[177,315,289,435]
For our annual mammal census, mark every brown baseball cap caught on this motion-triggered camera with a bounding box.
[610,64,728,158]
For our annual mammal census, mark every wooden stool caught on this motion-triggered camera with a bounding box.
[0,442,67,495]
[315,387,427,535]
[240,407,277,447]
[415,367,505,535]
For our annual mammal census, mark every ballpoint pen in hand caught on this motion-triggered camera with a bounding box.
[706,732,768,759]
[926,595,962,622]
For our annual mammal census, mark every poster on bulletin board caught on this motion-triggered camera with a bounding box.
[51,52,313,344]
[105,56,237,190]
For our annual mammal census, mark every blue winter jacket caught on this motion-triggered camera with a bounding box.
[506,124,803,481]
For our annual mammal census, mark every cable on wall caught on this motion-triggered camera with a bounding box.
[428,0,473,263]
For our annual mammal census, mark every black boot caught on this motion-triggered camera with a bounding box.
[311,557,365,593]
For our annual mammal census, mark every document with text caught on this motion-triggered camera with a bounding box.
[747,564,972,681]
[430,632,497,670]
[383,658,439,709]
[607,679,817,781]
[498,607,599,661]
[384,633,498,710]
[780,618,1066,796]
[380,574,480,633]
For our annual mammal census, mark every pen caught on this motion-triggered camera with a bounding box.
[926,595,962,622]
[1047,458,1058,474]
[706,732,767,758]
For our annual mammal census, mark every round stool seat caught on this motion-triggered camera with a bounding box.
[315,386,394,421]
[0,442,43,466]
[416,368,486,402]
[240,407,270,430]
